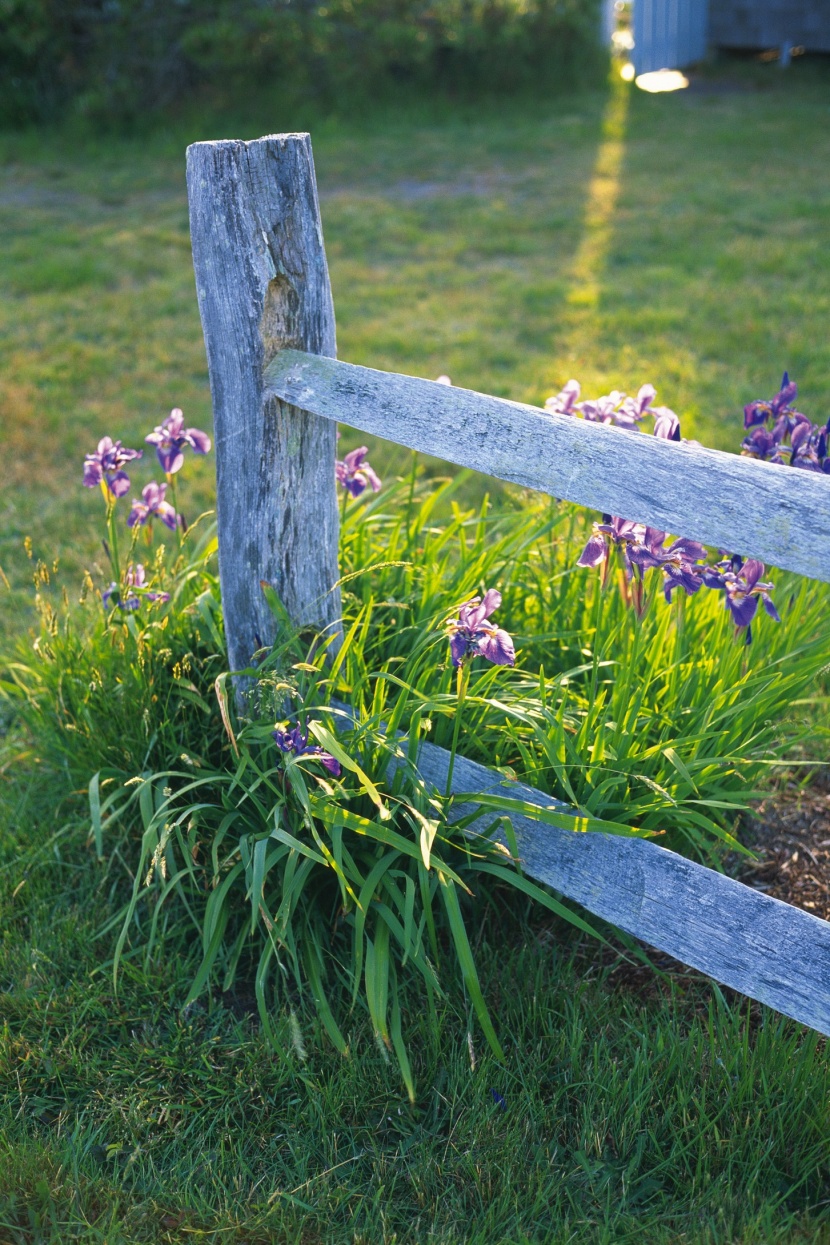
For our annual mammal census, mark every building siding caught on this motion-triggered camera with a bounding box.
[710,1,830,51]
[633,0,708,73]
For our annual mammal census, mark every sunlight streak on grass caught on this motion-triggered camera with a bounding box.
[549,73,630,383]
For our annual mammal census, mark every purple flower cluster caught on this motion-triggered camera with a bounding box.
[577,515,779,632]
[550,372,790,636]
[83,408,211,512]
[335,447,381,498]
[102,563,170,611]
[83,407,211,612]
[742,372,830,473]
[578,518,707,606]
[545,380,681,441]
[555,381,707,611]
[273,725,341,776]
[447,590,516,669]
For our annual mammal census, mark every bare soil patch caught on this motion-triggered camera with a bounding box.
[737,782,830,921]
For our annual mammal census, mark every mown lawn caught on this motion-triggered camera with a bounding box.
[2,57,830,1243]
[3,851,830,1244]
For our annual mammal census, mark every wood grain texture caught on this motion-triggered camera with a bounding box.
[265,350,830,584]
[410,739,830,1036]
[187,136,341,676]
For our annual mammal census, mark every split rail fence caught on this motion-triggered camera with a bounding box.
[186,133,830,1038]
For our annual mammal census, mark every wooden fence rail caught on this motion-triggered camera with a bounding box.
[427,744,830,1037]
[187,132,830,1037]
[265,348,830,586]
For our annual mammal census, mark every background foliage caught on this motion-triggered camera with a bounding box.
[0,0,603,126]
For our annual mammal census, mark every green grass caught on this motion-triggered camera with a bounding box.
[2,471,830,1239]
[3,56,830,1242]
[3,831,830,1244]
[3,57,830,632]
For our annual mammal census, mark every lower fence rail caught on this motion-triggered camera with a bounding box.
[409,735,830,1036]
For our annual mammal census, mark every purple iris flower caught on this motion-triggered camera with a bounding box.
[702,552,741,590]
[789,419,830,472]
[102,563,169,611]
[741,371,801,430]
[617,384,658,429]
[545,379,581,416]
[704,556,780,630]
[626,528,706,578]
[83,437,143,498]
[789,420,817,469]
[662,560,703,601]
[447,589,515,668]
[653,536,708,601]
[577,515,644,580]
[335,447,381,498]
[744,396,776,431]
[127,481,179,530]
[272,725,341,776]
[741,426,787,464]
[773,408,811,445]
[577,390,627,426]
[626,525,668,572]
[145,408,212,474]
[652,406,681,441]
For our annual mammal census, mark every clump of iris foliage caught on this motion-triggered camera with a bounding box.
[2,378,828,1102]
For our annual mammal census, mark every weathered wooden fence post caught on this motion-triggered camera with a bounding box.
[186,134,340,675]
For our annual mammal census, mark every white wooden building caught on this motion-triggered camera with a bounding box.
[615,0,830,76]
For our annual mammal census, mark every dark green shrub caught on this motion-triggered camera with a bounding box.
[0,0,604,127]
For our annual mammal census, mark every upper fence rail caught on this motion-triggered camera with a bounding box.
[266,348,830,586]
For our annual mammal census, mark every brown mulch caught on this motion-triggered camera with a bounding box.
[731,782,830,922]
